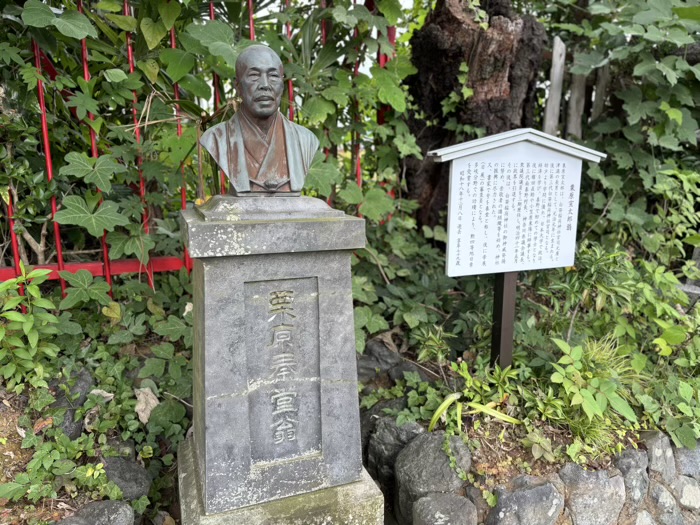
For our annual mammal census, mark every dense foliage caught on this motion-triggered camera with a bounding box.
[0,0,699,522]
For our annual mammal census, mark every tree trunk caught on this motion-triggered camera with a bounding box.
[404,0,547,226]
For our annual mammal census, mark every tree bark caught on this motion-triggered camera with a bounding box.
[404,0,547,226]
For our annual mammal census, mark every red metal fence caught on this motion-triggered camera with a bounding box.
[2,1,396,293]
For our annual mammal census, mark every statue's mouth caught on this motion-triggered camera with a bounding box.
[255,95,274,102]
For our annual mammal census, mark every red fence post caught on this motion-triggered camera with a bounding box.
[171,27,193,272]
[32,39,67,297]
[123,0,155,289]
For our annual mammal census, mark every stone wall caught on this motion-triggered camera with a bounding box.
[359,343,700,525]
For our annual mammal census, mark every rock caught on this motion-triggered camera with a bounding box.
[648,481,684,525]
[670,475,700,512]
[413,493,478,525]
[365,337,403,371]
[388,361,433,383]
[614,449,650,509]
[153,510,177,525]
[358,354,384,383]
[53,501,134,525]
[360,397,407,459]
[50,369,94,440]
[394,431,471,525]
[104,456,152,501]
[465,485,491,524]
[635,511,659,525]
[674,446,700,481]
[558,463,625,525]
[643,432,677,484]
[485,476,564,525]
[367,416,425,495]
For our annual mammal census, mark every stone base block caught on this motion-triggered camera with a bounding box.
[179,439,384,525]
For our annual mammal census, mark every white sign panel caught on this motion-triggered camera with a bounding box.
[446,142,582,277]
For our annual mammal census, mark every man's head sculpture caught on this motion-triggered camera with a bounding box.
[200,44,320,196]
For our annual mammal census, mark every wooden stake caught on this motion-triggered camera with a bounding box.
[491,271,517,368]
[544,36,566,136]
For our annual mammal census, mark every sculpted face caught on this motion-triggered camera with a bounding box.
[236,46,284,122]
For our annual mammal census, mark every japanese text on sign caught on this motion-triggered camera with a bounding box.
[447,154,581,277]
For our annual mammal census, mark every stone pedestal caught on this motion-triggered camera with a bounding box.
[179,196,382,523]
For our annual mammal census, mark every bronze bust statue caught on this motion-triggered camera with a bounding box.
[200,45,320,196]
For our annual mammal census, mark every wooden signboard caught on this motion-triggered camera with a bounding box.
[429,129,606,366]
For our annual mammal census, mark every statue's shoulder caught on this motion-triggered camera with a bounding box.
[200,119,230,146]
[287,119,320,150]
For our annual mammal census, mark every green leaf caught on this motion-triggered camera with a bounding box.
[606,392,638,423]
[674,6,700,22]
[59,153,126,193]
[305,155,343,198]
[141,17,167,50]
[21,0,55,28]
[580,389,604,421]
[137,59,160,84]
[65,90,99,121]
[321,86,350,106]
[158,0,181,30]
[152,342,175,359]
[95,0,123,12]
[159,48,195,83]
[0,482,27,501]
[375,74,406,112]
[58,270,112,309]
[377,0,402,25]
[302,96,335,125]
[105,14,138,32]
[54,196,129,237]
[178,74,211,98]
[104,68,128,83]
[661,326,687,345]
[678,381,694,403]
[674,424,698,449]
[359,188,395,222]
[153,315,188,341]
[139,358,166,378]
[337,183,363,205]
[52,11,98,40]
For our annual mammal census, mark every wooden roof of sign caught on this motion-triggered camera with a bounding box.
[427,128,607,164]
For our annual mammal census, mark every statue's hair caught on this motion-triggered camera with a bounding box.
[235,45,283,80]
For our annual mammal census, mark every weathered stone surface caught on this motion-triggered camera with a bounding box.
[413,493,478,525]
[614,449,650,509]
[54,501,134,525]
[643,432,677,483]
[465,485,491,524]
[178,439,383,525]
[367,416,424,495]
[104,456,151,501]
[486,476,564,525]
[558,463,625,525]
[670,475,700,512]
[360,397,407,456]
[648,481,684,525]
[635,511,658,525]
[51,369,94,440]
[674,446,700,481]
[182,197,366,514]
[358,354,385,383]
[365,338,403,371]
[181,198,365,258]
[394,431,471,524]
